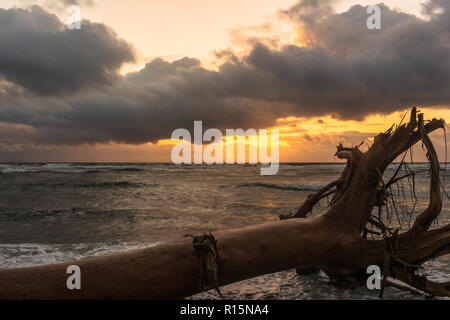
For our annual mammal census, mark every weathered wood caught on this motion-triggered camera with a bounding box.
[0,216,350,299]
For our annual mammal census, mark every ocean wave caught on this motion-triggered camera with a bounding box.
[0,164,145,174]
[2,207,155,219]
[239,182,328,191]
[110,167,144,172]
[76,181,155,188]
[0,242,165,269]
[84,167,144,173]
[27,181,157,188]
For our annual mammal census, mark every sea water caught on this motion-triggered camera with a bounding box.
[0,162,448,299]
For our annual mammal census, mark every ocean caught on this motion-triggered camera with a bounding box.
[0,162,449,299]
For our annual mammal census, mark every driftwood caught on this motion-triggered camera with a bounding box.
[0,107,449,299]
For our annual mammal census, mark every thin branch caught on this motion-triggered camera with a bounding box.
[412,114,443,232]
[280,180,340,219]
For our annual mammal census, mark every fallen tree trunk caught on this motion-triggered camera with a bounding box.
[0,107,449,299]
[0,216,356,299]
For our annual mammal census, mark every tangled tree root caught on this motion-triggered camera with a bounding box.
[282,107,449,297]
[188,233,221,294]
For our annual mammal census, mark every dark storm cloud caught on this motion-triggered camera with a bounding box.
[0,1,450,148]
[0,6,135,95]
[0,55,283,144]
[273,0,450,118]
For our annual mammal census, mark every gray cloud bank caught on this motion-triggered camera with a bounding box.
[0,0,450,149]
[0,6,134,94]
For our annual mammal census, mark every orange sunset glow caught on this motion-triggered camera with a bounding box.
[154,108,450,163]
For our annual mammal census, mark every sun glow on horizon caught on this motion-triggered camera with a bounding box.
[153,108,450,163]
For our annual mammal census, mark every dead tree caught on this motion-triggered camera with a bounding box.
[0,107,448,299]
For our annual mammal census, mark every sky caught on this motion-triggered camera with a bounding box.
[0,0,449,162]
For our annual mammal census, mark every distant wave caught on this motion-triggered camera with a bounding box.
[111,167,144,172]
[85,167,144,173]
[0,164,145,174]
[27,181,157,188]
[76,181,155,188]
[1,162,447,174]
[279,163,344,168]
[238,182,327,191]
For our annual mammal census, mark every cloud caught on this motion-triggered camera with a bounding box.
[44,0,96,13]
[62,0,95,6]
[281,0,339,27]
[0,1,450,150]
[0,6,135,95]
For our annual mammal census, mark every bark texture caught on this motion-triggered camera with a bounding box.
[0,107,448,299]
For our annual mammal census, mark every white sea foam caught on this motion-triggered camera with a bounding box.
[0,242,165,269]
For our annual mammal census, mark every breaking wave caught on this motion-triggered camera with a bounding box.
[239,182,328,191]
